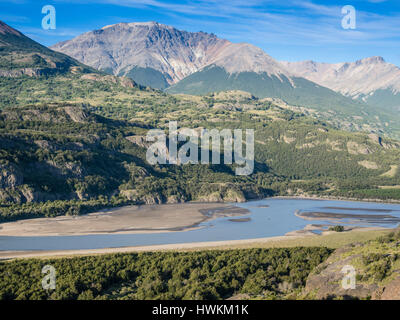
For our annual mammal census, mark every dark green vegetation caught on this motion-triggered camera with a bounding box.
[118,66,170,90]
[0,247,332,300]
[329,225,345,232]
[0,102,270,222]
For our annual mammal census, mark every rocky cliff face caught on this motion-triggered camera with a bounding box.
[0,163,23,189]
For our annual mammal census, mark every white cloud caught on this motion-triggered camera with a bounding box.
[49,0,400,50]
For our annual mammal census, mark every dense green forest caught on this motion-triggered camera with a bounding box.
[0,247,332,300]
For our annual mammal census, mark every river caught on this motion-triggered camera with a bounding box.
[1,198,400,251]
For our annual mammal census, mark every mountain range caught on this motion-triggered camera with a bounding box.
[281,57,400,110]
[50,22,400,109]
[49,21,400,138]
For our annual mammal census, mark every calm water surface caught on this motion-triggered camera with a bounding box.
[1,198,400,251]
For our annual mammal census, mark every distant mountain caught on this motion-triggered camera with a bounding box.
[0,20,92,77]
[281,57,400,111]
[51,22,230,89]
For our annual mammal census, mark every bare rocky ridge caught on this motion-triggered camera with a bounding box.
[0,20,21,36]
[208,42,291,79]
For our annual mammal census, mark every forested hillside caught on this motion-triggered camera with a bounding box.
[0,247,332,300]
[1,86,400,222]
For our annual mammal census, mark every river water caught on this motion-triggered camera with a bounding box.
[1,198,400,251]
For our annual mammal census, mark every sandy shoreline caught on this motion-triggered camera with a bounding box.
[0,203,249,237]
[0,227,390,260]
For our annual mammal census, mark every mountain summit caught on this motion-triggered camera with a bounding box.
[52,22,231,88]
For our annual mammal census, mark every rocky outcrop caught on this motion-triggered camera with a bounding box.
[358,160,379,169]
[0,67,58,77]
[0,163,23,189]
[120,189,139,201]
[347,141,371,155]
[63,106,89,123]
[125,135,151,148]
[373,277,400,300]
[196,188,246,203]
[197,192,224,202]
[34,140,56,151]
[143,193,163,205]
[166,194,186,204]
[1,105,91,123]
[0,184,74,203]
[303,244,378,300]
[223,189,246,203]
[303,238,400,300]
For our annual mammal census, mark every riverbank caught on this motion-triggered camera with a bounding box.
[0,203,249,237]
[0,227,391,260]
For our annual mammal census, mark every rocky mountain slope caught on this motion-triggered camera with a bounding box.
[0,20,93,77]
[281,57,400,110]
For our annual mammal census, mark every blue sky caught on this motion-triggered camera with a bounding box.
[1,0,400,65]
